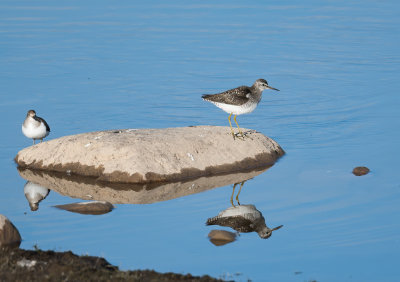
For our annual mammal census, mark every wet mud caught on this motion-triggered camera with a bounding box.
[0,247,224,282]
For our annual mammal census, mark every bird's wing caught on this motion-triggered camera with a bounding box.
[202,86,251,106]
[34,116,51,132]
[206,216,255,233]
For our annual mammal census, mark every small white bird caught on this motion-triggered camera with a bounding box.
[22,110,50,144]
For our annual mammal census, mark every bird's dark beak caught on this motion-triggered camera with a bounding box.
[271,225,283,231]
[267,86,280,91]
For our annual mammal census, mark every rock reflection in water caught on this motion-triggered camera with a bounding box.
[206,181,283,239]
[208,230,237,246]
[17,166,271,204]
[54,201,114,215]
[23,181,50,211]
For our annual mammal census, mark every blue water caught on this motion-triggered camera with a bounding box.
[1,1,400,281]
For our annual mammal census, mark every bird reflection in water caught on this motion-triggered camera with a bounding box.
[24,181,50,211]
[207,181,283,239]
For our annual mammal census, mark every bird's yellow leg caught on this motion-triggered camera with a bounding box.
[235,181,245,205]
[230,183,238,207]
[228,113,235,139]
[233,115,244,137]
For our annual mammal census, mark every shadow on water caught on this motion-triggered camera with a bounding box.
[17,165,273,206]
[206,180,283,246]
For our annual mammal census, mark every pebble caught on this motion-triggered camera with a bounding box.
[352,166,370,176]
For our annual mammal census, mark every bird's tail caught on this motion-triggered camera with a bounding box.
[202,94,212,101]
[206,216,219,225]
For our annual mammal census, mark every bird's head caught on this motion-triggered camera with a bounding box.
[254,78,279,92]
[27,110,36,117]
[29,202,39,211]
[258,224,283,239]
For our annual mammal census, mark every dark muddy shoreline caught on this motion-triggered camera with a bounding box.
[0,247,225,282]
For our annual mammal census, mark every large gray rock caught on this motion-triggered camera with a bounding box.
[0,215,22,248]
[15,126,284,184]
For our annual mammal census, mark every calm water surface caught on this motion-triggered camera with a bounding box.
[1,1,400,281]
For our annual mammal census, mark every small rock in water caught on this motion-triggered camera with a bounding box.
[208,230,237,246]
[54,201,114,215]
[0,214,22,248]
[352,166,370,176]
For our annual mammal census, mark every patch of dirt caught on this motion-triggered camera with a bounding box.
[0,247,225,282]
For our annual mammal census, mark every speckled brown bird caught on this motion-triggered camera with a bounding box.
[202,79,279,139]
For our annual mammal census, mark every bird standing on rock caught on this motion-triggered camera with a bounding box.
[202,79,279,139]
[22,110,50,144]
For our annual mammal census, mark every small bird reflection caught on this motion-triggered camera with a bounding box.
[24,181,50,211]
[206,181,283,239]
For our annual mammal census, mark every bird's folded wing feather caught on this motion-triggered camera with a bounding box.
[34,116,51,132]
[206,216,254,232]
[202,86,251,106]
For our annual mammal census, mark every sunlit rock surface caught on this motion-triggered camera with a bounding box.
[15,126,284,184]
[54,201,114,215]
[0,215,22,248]
[18,167,270,204]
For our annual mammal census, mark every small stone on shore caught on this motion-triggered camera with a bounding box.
[0,215,22,248]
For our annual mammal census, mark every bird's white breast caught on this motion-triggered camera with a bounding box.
[218,205,261,220]
[22,118,48,139]
[211,100,258,115]
[24,182,49,201]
